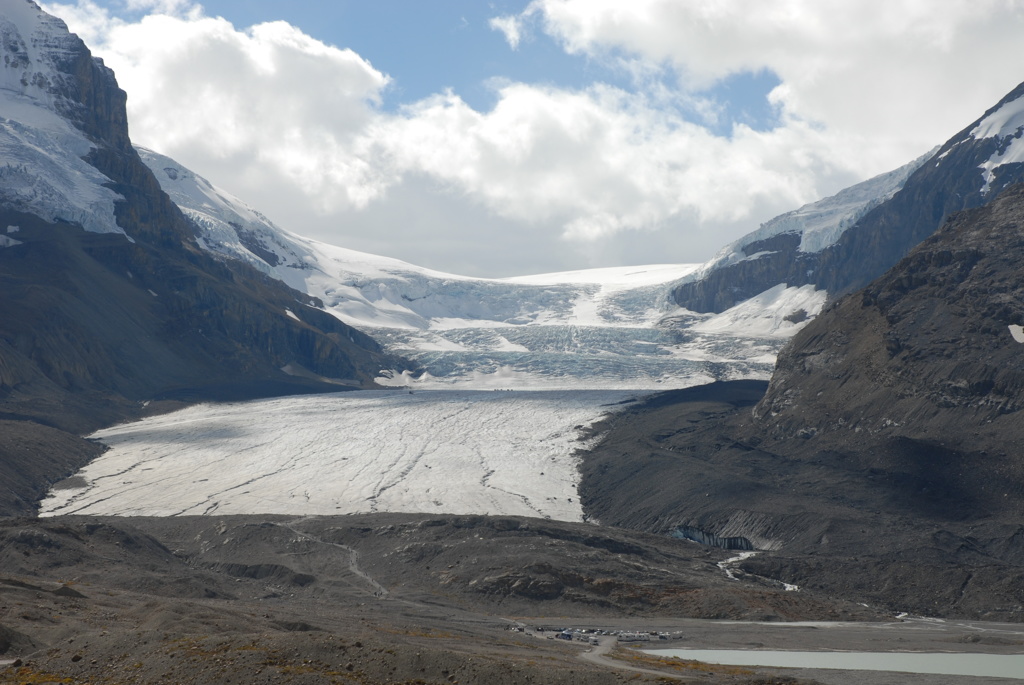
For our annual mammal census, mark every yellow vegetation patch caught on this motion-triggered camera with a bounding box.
[610,648,755,676]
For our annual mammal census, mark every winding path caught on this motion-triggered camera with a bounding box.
[578,637,687,681]
[281,518,389,598]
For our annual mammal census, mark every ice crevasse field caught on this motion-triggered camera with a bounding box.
[37,261,821,521]
[39,149,839,520]
[40,390,641,520]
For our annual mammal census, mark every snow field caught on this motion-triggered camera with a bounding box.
[688,284,827,338]
[39,390,643,520]
[136,145,821,391]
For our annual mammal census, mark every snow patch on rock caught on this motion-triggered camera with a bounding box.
[971,92,1024,194]
[689,284,827,339]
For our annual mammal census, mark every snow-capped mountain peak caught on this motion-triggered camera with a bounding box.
[677,149,934,288]
[1,0,83,105]
[0,0,125,236]
[673,79,1024,317]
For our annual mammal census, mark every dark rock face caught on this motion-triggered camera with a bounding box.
[0,420,105,520]
[756,181,1024,476]
[581,186,1024,619]
[672,233,820,314]
[812,82,1024,298]
[0,3,407,515]
[673,81,1024,313]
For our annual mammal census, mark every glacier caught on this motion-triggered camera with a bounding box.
[30,147,850,520]
[39,390,639,520]
[137,147,819,389]
[36,147,844,521]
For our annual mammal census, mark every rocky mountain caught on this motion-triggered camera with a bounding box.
[0,0,400,515]
[755,180,1024,492]
[580,182,1024,620]
[672,79,1024,314]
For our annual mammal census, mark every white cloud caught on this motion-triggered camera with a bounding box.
[524,0,1024,168]
[46,4,395,211]
[374,82,840,240]
[38,1,1024,276]
[488,15,524,49]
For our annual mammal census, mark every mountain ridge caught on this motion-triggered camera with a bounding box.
[672,79,1024,315]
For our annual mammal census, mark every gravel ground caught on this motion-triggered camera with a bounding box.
[2,514,1020,685]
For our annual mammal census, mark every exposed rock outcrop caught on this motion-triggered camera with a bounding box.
[755,181,1024,482]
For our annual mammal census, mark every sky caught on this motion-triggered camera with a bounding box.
[41,0,1024,278]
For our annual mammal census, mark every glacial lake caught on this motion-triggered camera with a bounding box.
[643,649,1024,679]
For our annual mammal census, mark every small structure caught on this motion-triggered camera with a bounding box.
[619,632,651,642]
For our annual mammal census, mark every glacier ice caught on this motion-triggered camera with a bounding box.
[39,390,638,521]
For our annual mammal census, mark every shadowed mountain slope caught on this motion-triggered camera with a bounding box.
[0,1,403,515]
[582,184,1024,620]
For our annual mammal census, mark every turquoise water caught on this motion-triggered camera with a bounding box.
[643,649,1024,679]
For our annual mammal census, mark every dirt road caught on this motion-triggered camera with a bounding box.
[579,636,689,681]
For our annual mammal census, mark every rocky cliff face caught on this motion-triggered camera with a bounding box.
[0,2,404,515]
[755,181,1024,465]
[673,80,1024,314]
[581,185,1024,619]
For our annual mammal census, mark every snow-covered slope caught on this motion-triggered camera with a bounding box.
[689,284,826,339]
[0,1,124,235]
[958,88,1024,194]
[139,146,695,331]
[679,150,934,287]
[140,146,817,388]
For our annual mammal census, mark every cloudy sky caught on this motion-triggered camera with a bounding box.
[43,0,1024,277]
